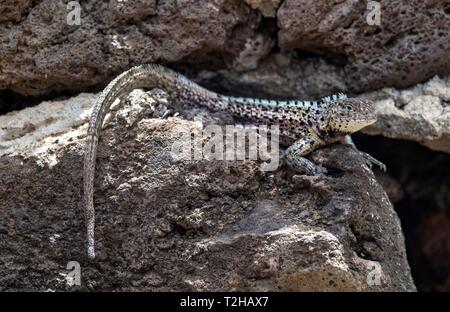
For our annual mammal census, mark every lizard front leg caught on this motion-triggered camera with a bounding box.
[285,135,328,175]
[343,135,386,171]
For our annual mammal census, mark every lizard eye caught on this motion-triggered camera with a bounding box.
[346,105,353,111]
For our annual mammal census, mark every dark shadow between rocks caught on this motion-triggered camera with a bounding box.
[354,134,450,292]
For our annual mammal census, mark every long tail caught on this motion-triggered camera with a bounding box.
[84,66,145,258]
[83,64,218,258]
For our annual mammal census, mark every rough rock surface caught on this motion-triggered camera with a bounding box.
[196,52,347,100]
[0,91,415,291]
[355,136,450,291]
[0,0,31,22]
[244,0,281,17]
[1,0,450,97]
[278,0,450,92]
[0,0,261,96]
[363,75,450,154]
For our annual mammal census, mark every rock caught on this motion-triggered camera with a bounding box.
[0,0,31,22]
[353,135,450,292]
[375,173,404,204]
[277,0,450,92]
[0,0,259,96]
[196,52,347,100]
[0,91,415,291]
[244,0,281,17]
[0,93,95,155]
[1,0,449,98]
[376,138,450,292]
[363,75,450,154]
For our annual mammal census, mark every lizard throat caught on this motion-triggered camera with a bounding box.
[337,118,377,133]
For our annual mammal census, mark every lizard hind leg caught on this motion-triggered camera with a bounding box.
[285,135,328,175]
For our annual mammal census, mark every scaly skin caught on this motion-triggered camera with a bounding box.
[84,64,385,259]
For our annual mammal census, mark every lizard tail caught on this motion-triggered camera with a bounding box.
[83,64,219,258]
[83,130,97,259]
[83,64,163,259]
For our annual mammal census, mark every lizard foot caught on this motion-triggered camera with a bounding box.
[285,154,328,175]
[285,136,328,176]
[305,163,328,175]
[360,152,386,172]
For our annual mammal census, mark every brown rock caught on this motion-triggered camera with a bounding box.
[363,75,450,154]
[375,173,404,204]
[2,0,450,99]
[0,0,258,96]
[0,90,416,291]
[195,51,347,100]
[278,0,450,92]
[244,0,281,17]
[0,0,31,22]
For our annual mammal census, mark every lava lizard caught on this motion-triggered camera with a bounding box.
[84,63,386,259]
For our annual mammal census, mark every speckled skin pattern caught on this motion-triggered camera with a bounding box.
[84,64,385,259]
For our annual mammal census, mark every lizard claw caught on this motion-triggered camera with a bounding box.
[313,164,328,175]
[360,152,386,172]
[302,163,328,175]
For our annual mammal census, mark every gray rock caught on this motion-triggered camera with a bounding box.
[0,91,416,291]
[278,0,450,92]
[0,0,259,96]
[0,0,31,22]
[1,0,449,98]
[195,52,347,100]
[363,75,450,154]
[244,0,281,17]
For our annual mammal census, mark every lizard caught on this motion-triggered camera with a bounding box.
[83,63,386,259]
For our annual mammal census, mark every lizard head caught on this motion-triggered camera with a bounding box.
[324,97,377,134]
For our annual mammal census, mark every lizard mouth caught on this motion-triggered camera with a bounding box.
[357,118,377,130]
[344,118,377,132]
[364,117,377,126]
